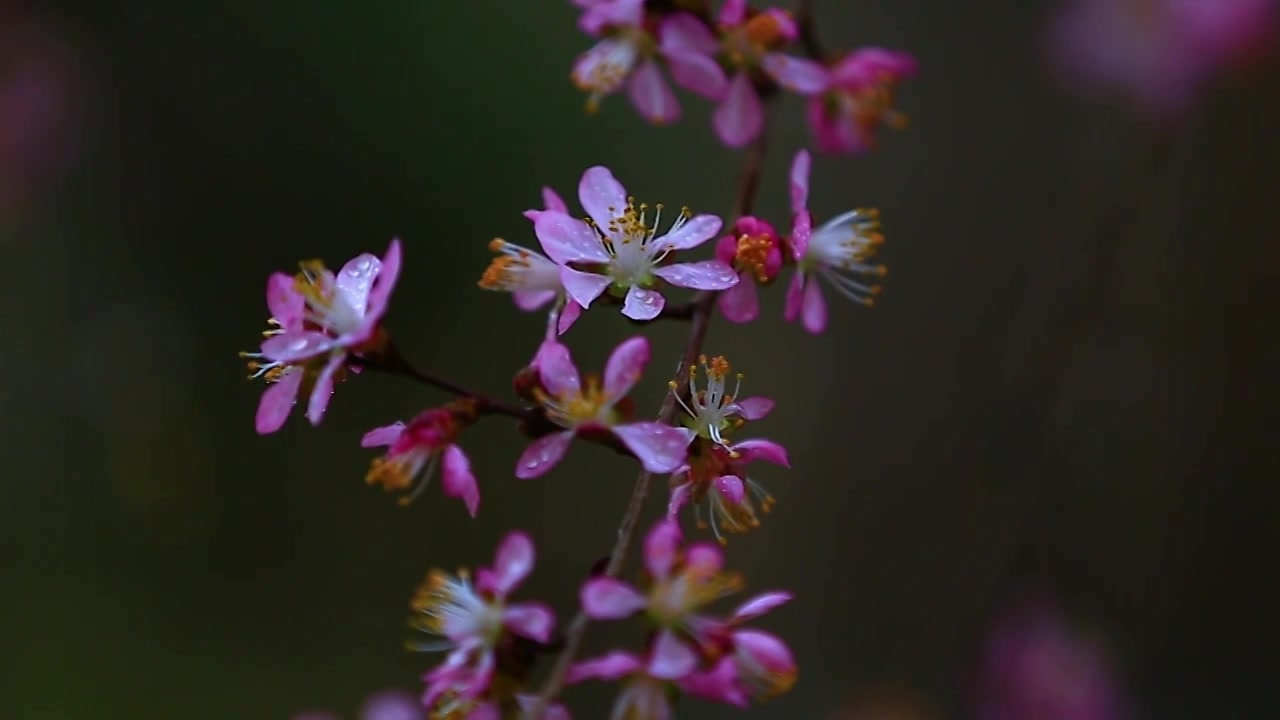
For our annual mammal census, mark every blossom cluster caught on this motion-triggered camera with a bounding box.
[240,1,919,718]
[569,0,916,153]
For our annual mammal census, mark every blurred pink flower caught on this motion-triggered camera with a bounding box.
[0,15,81,215]
[783,150,887,333]
[567,641,698,719]
[516,335,696,478]
[682,590,796,706]
[1048,0,1278,118]
[672,354,775,448]
[713,1,830,146]
[361,409,480,515]
[807,48,916,156]
[977,601,1130,720]
[290,688,423,720]
[715,216,785,323]
[412,532,555,712]
[571,1,725,123]
[533,165,734,321]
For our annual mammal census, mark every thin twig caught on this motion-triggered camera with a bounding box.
[796,0,826,61]
[361,344,637,459]
[523,129,769,719]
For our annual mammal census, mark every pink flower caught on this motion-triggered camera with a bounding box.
[667,438,789,542]
[580,521,798,707]
[784,150,887,334]
[977,600,1130,720]
[516,335,696,478]
[533,165,735,321]
[243,239,403,433]
[672,355,775,448]
[713,2,830,147]
[411,532,555,712]
[291,688,425,720]
[579,520,743,657]
[807,48,916,156]
[571,2,727,123]
[1048,0,1277,119]
[567,641,699,720]
[714,216,785,323]
[361,409,480,516]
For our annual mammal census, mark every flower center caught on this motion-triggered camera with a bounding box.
[649,558,744,625]
[589,196,692,287]
[724,12,791,65]
[535,374,615,428]
[478,239,560,293]
[411,569,502,644]
[674,355,744,447]
[293,259,362,336]
[735,234,775,282]
[834,78,909,137]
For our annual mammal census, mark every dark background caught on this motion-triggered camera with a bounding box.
[3,1,1278,718]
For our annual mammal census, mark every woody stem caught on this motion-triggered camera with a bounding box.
[523,124,770,719]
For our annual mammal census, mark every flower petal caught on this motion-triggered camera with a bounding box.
[578,165,629,230]
[643,519,682,579]
[604,335,650,398]
[514,431,575,479]
[717,274,758,323]
[789,149,811,214]
[656,214,722,251]
[363,238,402,324]
[442,444,480,517]
[266,272,305,330]
[802,271,828,333]
[731,591,793,622]
[489,530,536,595]
[653,259,738,290]
[735,628,797,675]
[542,186,568,213]
[559,266,612,310]
[729,396,774,420]
[612,422,695,473]
[535,339,581,397]
[783,269,805,322]
[666,482,691,519]
[255,369,302,435]
[306,353,345,426]
[732,438,790,467]
[513,289,557,311]
[762,52,830,94]
[648,629,699,680]
[503,602,555,643]
[718,0,746,26]
[713,71,763,148]
[261,331,335,364]
[664,49,728,99]
[659,12,720,54]
[679,657,748,708]
[358,690,424,720]
[535,210,611,265]
[791,210,812,260]
[335,252,382,314]
[714,475,745,504]
[621,285,665,321]
[361,421,406,448]
[580,577,648,619]
[628,58,680,124]
[684,542,725,573]
[557,298,583,335]
[566,651,643,684]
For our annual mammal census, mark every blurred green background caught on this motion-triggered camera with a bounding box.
[3,1,1278,718]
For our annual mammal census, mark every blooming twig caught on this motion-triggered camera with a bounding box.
[523,126,770,720]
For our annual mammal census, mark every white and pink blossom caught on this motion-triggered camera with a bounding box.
[361,410,480,516]
[533,165,735,321]
[516,335,696,478]
[784,150,887,334]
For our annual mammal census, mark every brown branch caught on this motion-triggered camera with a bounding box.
[796,0,827,61]
[360,343,637,460]
[523,129,769,720]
